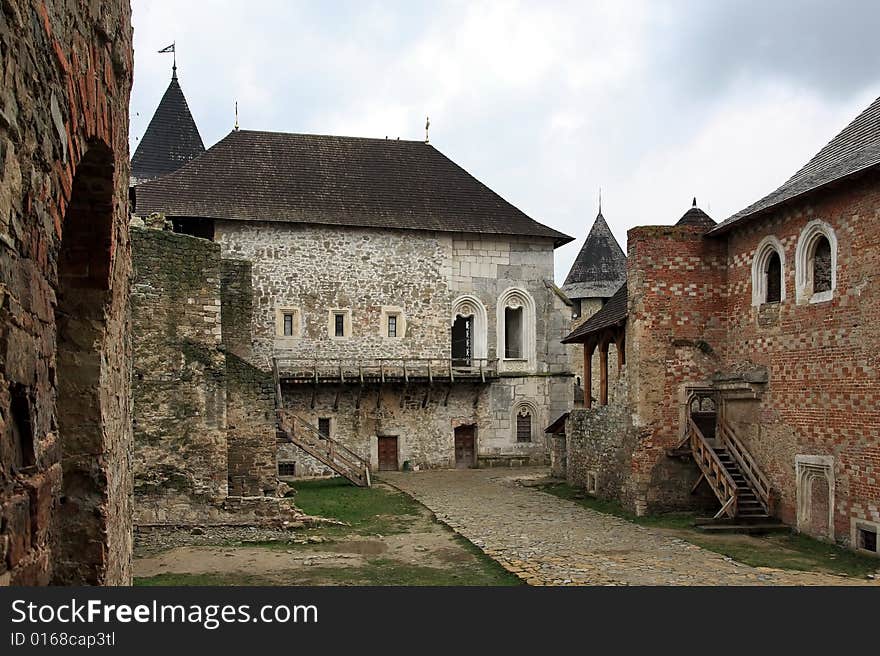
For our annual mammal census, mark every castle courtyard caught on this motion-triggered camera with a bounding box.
[382,469,880,586]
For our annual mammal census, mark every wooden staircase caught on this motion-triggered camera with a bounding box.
[687,416,771,521]
[276,410,372,488]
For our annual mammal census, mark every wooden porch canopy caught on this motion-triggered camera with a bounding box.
[561,283,627,409]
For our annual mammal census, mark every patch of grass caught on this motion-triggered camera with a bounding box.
[292,477,422,535]
[539,482,696,529]
[539,481,880,578]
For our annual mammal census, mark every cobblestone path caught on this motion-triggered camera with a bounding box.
[382,468,879,586]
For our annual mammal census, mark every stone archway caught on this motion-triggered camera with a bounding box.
[53,143,116,584]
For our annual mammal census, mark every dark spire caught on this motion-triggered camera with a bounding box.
[562,208,627,300]
[131,71,205,185]
[676,198,716,229]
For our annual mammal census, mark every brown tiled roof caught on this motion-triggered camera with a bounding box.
[710,94,880,235]
[561,211,626,299]
[134,129,573,245]
[561,282,627,344]
[131,75,205,185]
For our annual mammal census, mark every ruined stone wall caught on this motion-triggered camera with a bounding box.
[0,0,133,586]
[226,353,279,496]
[624,224,727,513]
[721,172,880,546]
[220,258,255,360]
[130,228,228,525]
[214,221,572,466]
[565,374,630,495]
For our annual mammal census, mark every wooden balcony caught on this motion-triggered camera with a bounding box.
[273,356,500,386]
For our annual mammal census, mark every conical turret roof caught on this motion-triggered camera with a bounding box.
[562,211,626,299]
[131,72,205,185]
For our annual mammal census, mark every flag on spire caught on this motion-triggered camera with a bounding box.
[158,42,177,78]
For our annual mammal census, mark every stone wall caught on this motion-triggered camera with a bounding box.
[220,258,254,360]
[720,172,880,546]
[130,228,228,524]
[0,0,133,586]
[226,353,279,496]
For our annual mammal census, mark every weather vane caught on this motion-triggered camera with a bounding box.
[425,116,430,144]
[158,41,176,79]
[235,101,239,131]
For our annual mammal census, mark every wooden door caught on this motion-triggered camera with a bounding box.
[377,436,399,471]
[454,426,475,469]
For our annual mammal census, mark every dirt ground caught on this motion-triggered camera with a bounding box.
[133,482,519,586]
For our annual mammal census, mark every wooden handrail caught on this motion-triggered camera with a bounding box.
[718,421,770,513]
[277,410,372,487]
[688,417,738,519]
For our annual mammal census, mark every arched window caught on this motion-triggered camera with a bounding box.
[766,251,782,303]
[496,288,536,373]
[751,236,786,306]
[516,408,532,443]
[451,295,487,364]
[796,220,837,303]
[512,401,539,443]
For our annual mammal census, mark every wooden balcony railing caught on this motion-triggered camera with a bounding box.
[273,356,499,384]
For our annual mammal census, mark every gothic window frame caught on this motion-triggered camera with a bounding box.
[496,287,536,373]
[451,295,488,361]
[512,400,539,444]
[751,236,786,307]
[795,220,838,304]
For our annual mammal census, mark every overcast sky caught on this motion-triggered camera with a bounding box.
[129,0,880,283]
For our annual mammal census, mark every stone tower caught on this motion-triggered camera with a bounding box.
[562,209,626,400]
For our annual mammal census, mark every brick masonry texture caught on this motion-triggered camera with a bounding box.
[565,173,880,549]
[213,220,573,471]
[0,0,134,585]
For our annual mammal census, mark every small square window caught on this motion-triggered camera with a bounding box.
[334,314,345,337]
[858,526,878,553]
[278,462,296,477]
[318,417,331,437]
[388,315,397,338]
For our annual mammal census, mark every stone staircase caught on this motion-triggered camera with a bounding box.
[276,410,371,487]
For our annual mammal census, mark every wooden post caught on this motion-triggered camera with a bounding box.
[583,343,594,408]
[600,342,609,406]
[616,333,625,377]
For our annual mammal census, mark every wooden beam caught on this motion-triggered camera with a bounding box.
[583,343,595,408]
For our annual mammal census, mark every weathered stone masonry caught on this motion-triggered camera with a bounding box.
[130,226,299,525]
[0,0,134,585]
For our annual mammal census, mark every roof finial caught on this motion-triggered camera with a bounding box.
[234,101,239,131]
[599,187,602,215]
[692,196,697,208]
[158,42,176,79]
[425,116,430,144]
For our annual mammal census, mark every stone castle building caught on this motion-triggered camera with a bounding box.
[562,96,880,556]
[128,69,576,499]
[0,0,134,585]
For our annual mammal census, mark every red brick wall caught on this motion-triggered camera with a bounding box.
[625,224,727,512]
[721,171,880,543]
[0,1,133,585]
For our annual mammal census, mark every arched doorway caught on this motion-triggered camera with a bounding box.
[53,143,115,584]
[688,392,717,442]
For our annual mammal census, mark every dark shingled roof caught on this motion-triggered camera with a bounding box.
[676,198,717,229]
[131,74,205,185]
[561,211,626,299]
[134,129,573,245]
[561,282,627,344]
[710,94,880,235]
